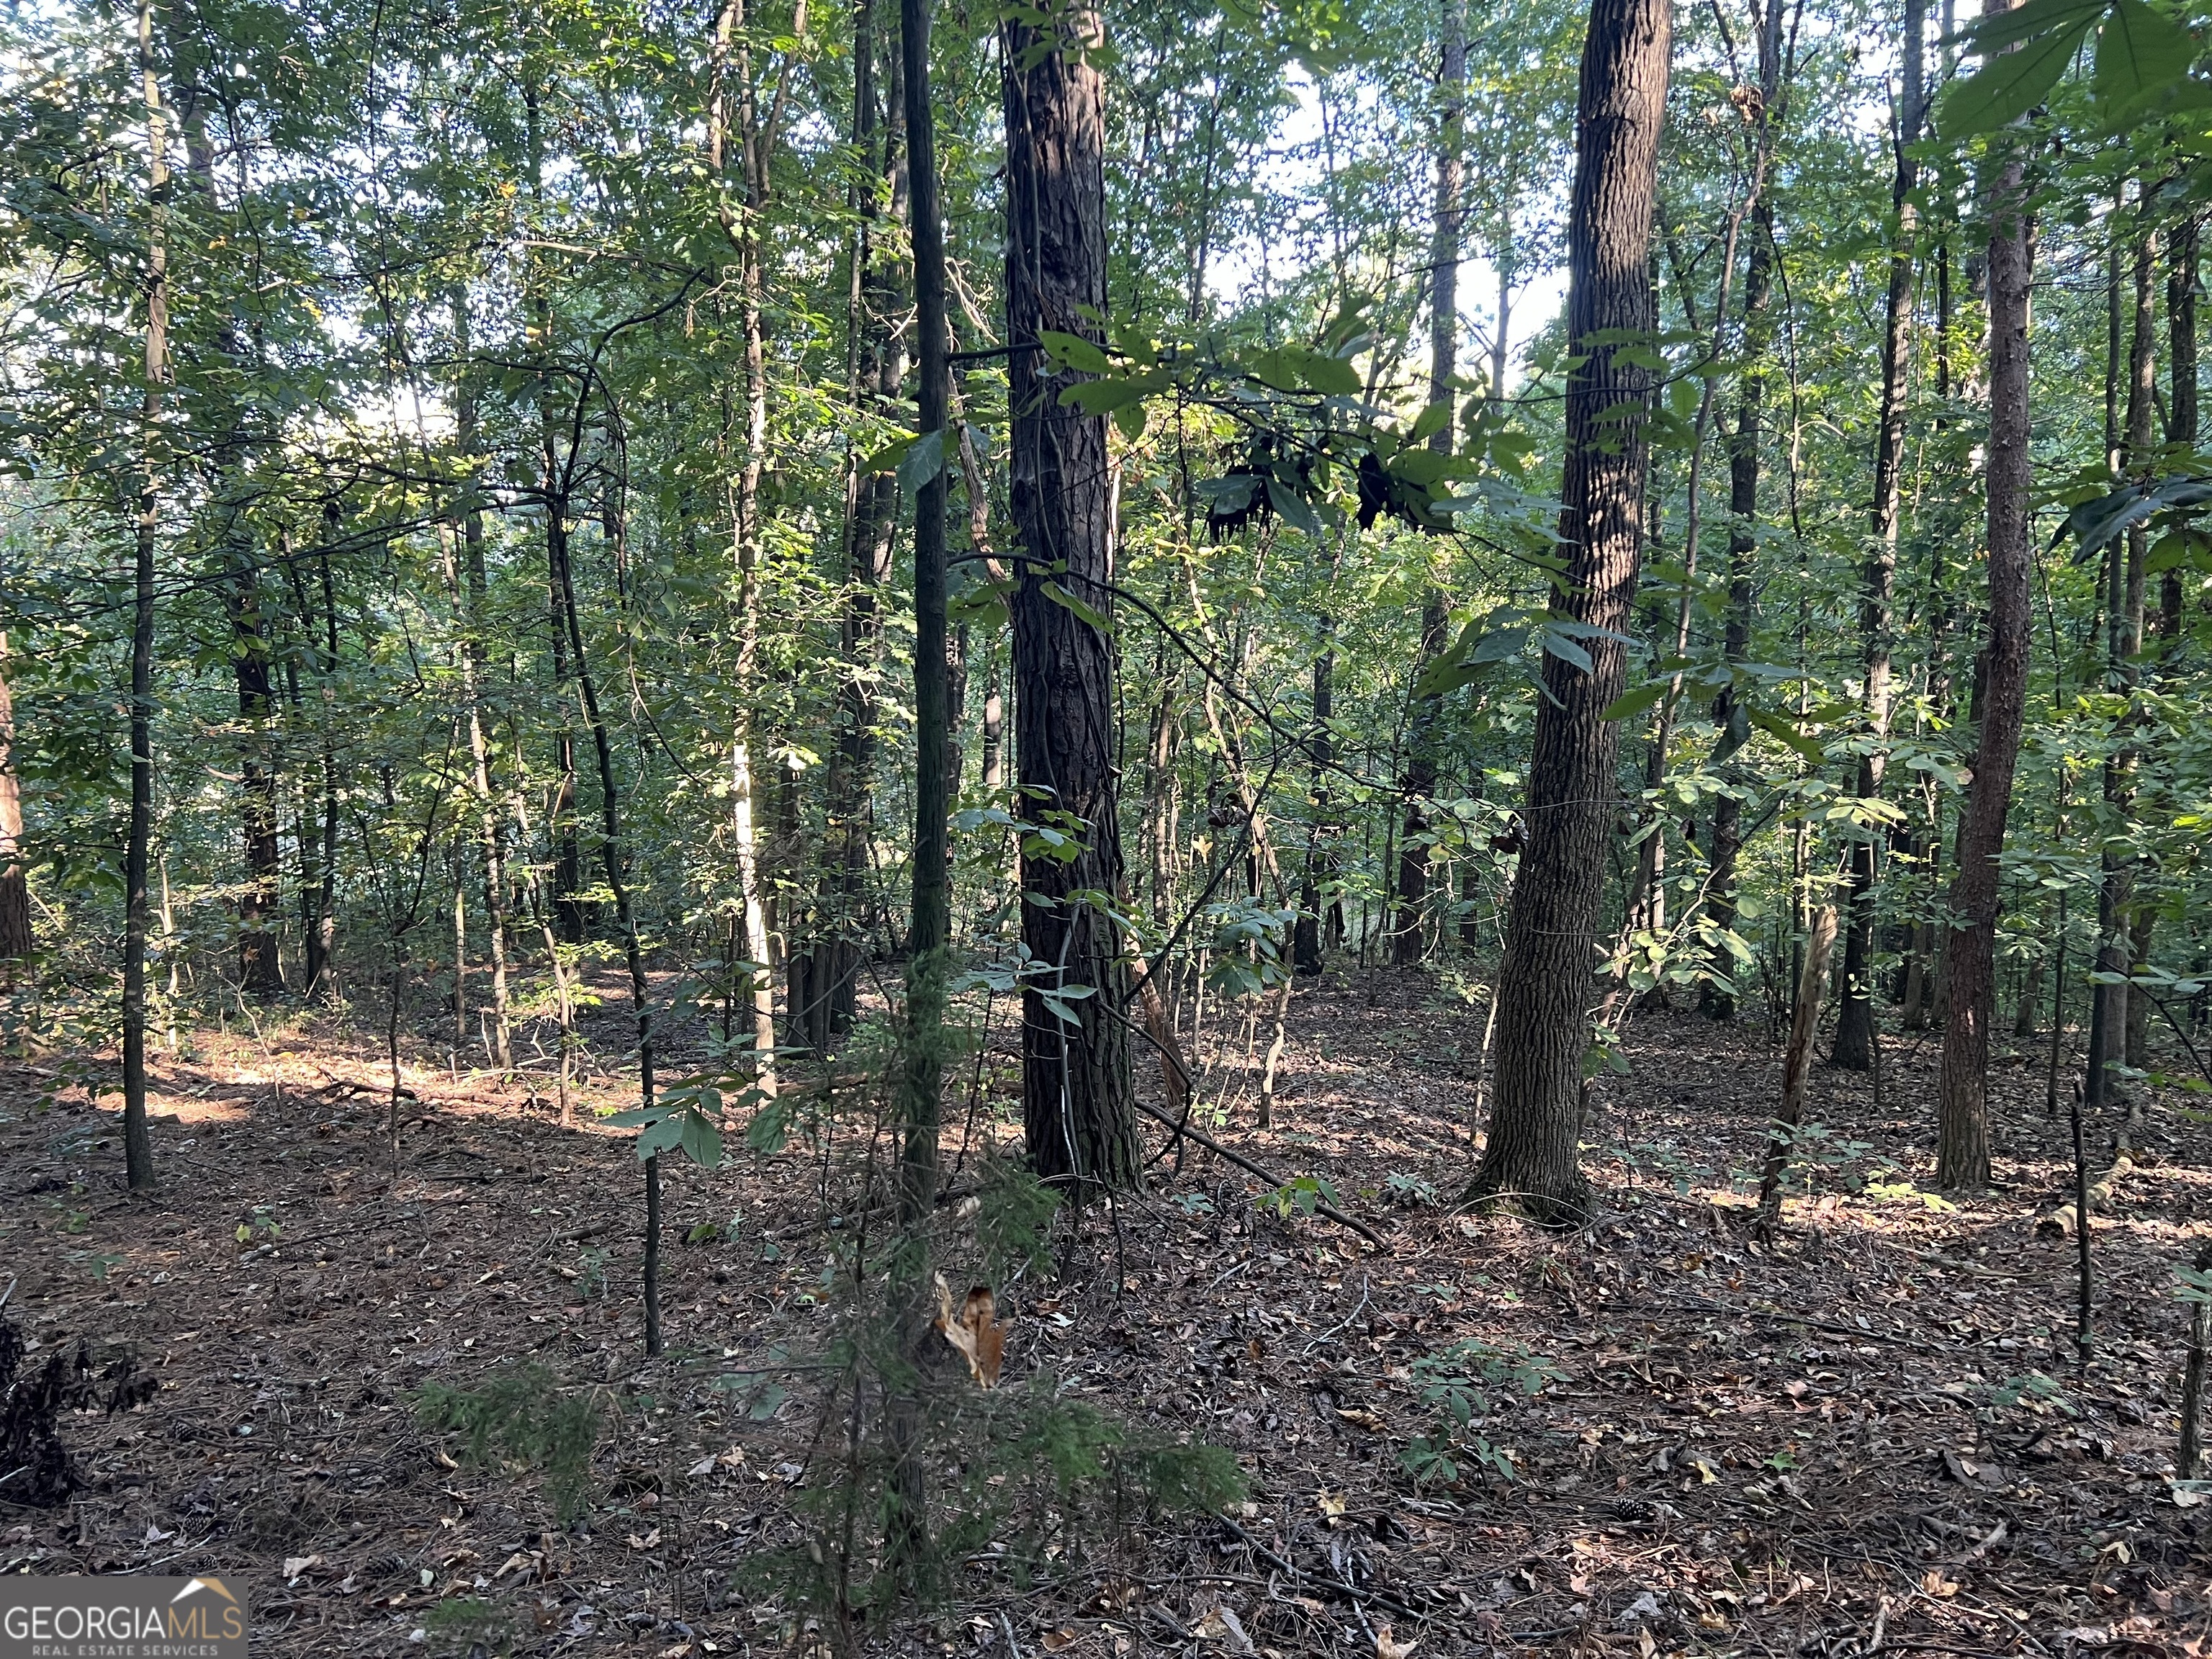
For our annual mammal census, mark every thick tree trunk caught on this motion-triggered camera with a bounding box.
[1469,0,1670,1222]
[1003,0,1138,1188]
[1834,0,1924,1069]
[1936,17,2033,1190]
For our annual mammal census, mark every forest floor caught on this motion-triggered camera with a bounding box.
[3,966,2209,1659]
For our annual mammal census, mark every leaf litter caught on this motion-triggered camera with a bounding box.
[0,963,2207,1655]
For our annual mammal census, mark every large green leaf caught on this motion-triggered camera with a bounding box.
[2093,0,2197,114]
[1938,17,2094,134]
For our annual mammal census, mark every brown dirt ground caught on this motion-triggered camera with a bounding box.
[3,966,2209,1658]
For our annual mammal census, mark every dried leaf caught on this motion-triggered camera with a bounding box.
[1041,1627,1080,1652]
[935,1273,1006,1387]
[1375,1622,1419,1659]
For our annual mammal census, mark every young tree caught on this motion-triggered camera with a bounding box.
[0,640,28,967]
[121,0,168,1192]
[1393,0,1468,967]
[1002,0,1138,1189]
[1935,0,2034,1190]
[1469,0,1671,1220]
[1832,0,1925,1069]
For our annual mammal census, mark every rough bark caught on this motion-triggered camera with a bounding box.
[1003,0,1138,1187]
[1936,22,2033,1190]
[1833,0,1923,1070]
[1468,0,1671,1222]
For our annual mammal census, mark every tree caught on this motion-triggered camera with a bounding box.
[0,639,28,968]
[1934,0,2034,1190]
[1002,0,1138,1190]
[1833,0,1925,1069]
[1469,0,1671,1221]
[1393,0,1467,968]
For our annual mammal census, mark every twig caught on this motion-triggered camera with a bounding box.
[1130,1095,1388,1250]
[1217,1517,1424,1622]
[1299,1273,1372,1355]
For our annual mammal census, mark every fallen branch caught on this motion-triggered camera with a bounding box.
[1128,1094,1388,1251]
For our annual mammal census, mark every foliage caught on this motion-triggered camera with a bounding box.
[1400,1336,1563,1486]
[414,1364,601,1527]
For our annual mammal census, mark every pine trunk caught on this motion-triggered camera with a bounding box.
[1003,0,1138,1187]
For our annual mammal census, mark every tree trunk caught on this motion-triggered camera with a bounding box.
[1295,627,1334,976]
[1936,14,2033,1190]
[0,638,30,967]
[1394,597,1447,965]
[123,0,167,1192]
[2092,220,2155,1102]
[1834,0,1923,1069]
[1700,201,1773,1022]
[456,300,511,1067]
[1393,0,1467,968]
[889,0,953,1558]
[1468,0,1670,1222]
[549,528,661,1352]
[1003,0,1138,1188]
[233,571,285,997]
[819,0,907,1051]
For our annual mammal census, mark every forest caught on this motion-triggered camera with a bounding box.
[4,0,2212,1648]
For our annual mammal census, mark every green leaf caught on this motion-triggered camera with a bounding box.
[1040,580,1115,635]
[1264,474,1323,538]
[1408,400,1451,444]
[1038,328,1111,374]
[1938,17,2094,135]
[680,1107,724,1171]
[1601,681,1667,722]
[2094,0,2196,114]
[637,1112,686,1161]
[1539,629,1593,674]
[1747,704,1825,762]
[897,427,945,496]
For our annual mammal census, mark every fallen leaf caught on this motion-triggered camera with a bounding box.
[1041,1627,1080,1652]
[1336,1406,1388,1431]
[282,1554,321,1581]
[934,1274,1006,1387]
[1375,1622,1418,1659]
[626,1528,661,1551]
